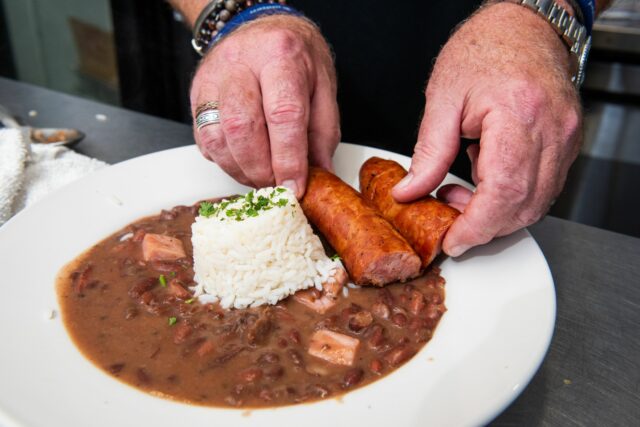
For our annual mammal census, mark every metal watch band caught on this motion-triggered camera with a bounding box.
[510,0,592,87]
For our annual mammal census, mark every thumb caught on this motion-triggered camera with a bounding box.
[392,98,461,202]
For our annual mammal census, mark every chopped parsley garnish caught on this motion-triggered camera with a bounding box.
[198,187,294,221]
[198,201,216,217]
[169,271,176,278]
[185,298,195,304]
[330,254,341,261]
[168,317,177,326]
[158,274,167,287]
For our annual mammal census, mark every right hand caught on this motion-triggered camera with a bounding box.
[190,14,340,198]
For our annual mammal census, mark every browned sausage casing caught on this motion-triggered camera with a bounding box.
[301,167,421,287]
[359,157,460,268]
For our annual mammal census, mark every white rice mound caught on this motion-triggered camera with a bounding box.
[191,187,344,309]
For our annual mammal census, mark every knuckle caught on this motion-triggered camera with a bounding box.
[490,177,530,205]
[514,207,544,227]
[198,127,225,153]
[221,115,255,140]
[562,107,581,140]
[266,103,307,126]
[272,153,305,176]
[268,29,305,57]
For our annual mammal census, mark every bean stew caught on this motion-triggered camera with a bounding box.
[56,201,447,408]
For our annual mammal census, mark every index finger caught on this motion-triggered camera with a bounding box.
[442,115,540,256]
[260,60,311,198]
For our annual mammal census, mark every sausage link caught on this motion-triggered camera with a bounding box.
[301,167,421,286]
[359,157,460,268]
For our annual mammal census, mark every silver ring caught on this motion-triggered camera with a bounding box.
[196,109,220,130]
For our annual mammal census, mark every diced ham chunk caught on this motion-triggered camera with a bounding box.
[308,329,360,366]
[293,267,348,314]
[294,289,336,314]
[142,234,186,262]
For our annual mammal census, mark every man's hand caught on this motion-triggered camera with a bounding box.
[393,2,582,257]
[190,15,339,197]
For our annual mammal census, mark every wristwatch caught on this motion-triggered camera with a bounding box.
[509,0,592,88]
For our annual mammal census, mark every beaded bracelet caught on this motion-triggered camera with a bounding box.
[191,0,300,55]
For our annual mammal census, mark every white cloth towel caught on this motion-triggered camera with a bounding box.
[0,128,107,226]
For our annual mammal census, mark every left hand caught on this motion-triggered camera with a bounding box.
[392,2,582,257]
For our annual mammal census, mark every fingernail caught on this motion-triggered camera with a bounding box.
[448,244,470,257]
[395,172,414,190]
[281,180,298,196]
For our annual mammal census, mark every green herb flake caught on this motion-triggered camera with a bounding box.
[169,271,176,278]
[277,198,288,207]
[330,254,341,261]
[246,208,258,217]
[185,298,195,304]
[159,274,167,287]
[276,187,287,193]
[199,201,216,217]
[168,317,177,326]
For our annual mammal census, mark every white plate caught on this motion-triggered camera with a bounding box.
[0,144,555,427]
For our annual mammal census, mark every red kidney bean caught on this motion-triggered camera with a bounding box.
[257,352,280,365]
[239,367,263,383]
[287,349,304,366]
[258,388,274,402]
[403,284,415,293]
[160,209,177,220]
[348,310,373,332]
[71,264,93,295]
[224,395,242,407]
[371,302,390,319]
[128,278,156,299]
[409,317,424,332]
[289,329,301,345]
[173,323,193,344]
[277,337,288,348]
[430,292,443,304]
[196,340,215,357]
[425,305,440,320]
[140,291,155,306]
[342,368,364,388]
[108,363,125,374]
[392,313,408,327]
[384,345,416,367]
[409,290,426,315]
[263,365,284,380]
[136,368,151,384]
[377,288,394,306]
[124,306,138,320]
[367,324,385,348]
[398,294,408,305]
[369,359,383,375]
[306,384,330,398]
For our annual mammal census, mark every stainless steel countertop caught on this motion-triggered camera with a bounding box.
[1,77,638,426]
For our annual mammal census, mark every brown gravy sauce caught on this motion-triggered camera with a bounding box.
[56,202,446,408]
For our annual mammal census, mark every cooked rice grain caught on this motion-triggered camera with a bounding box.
[191,187,343,309]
